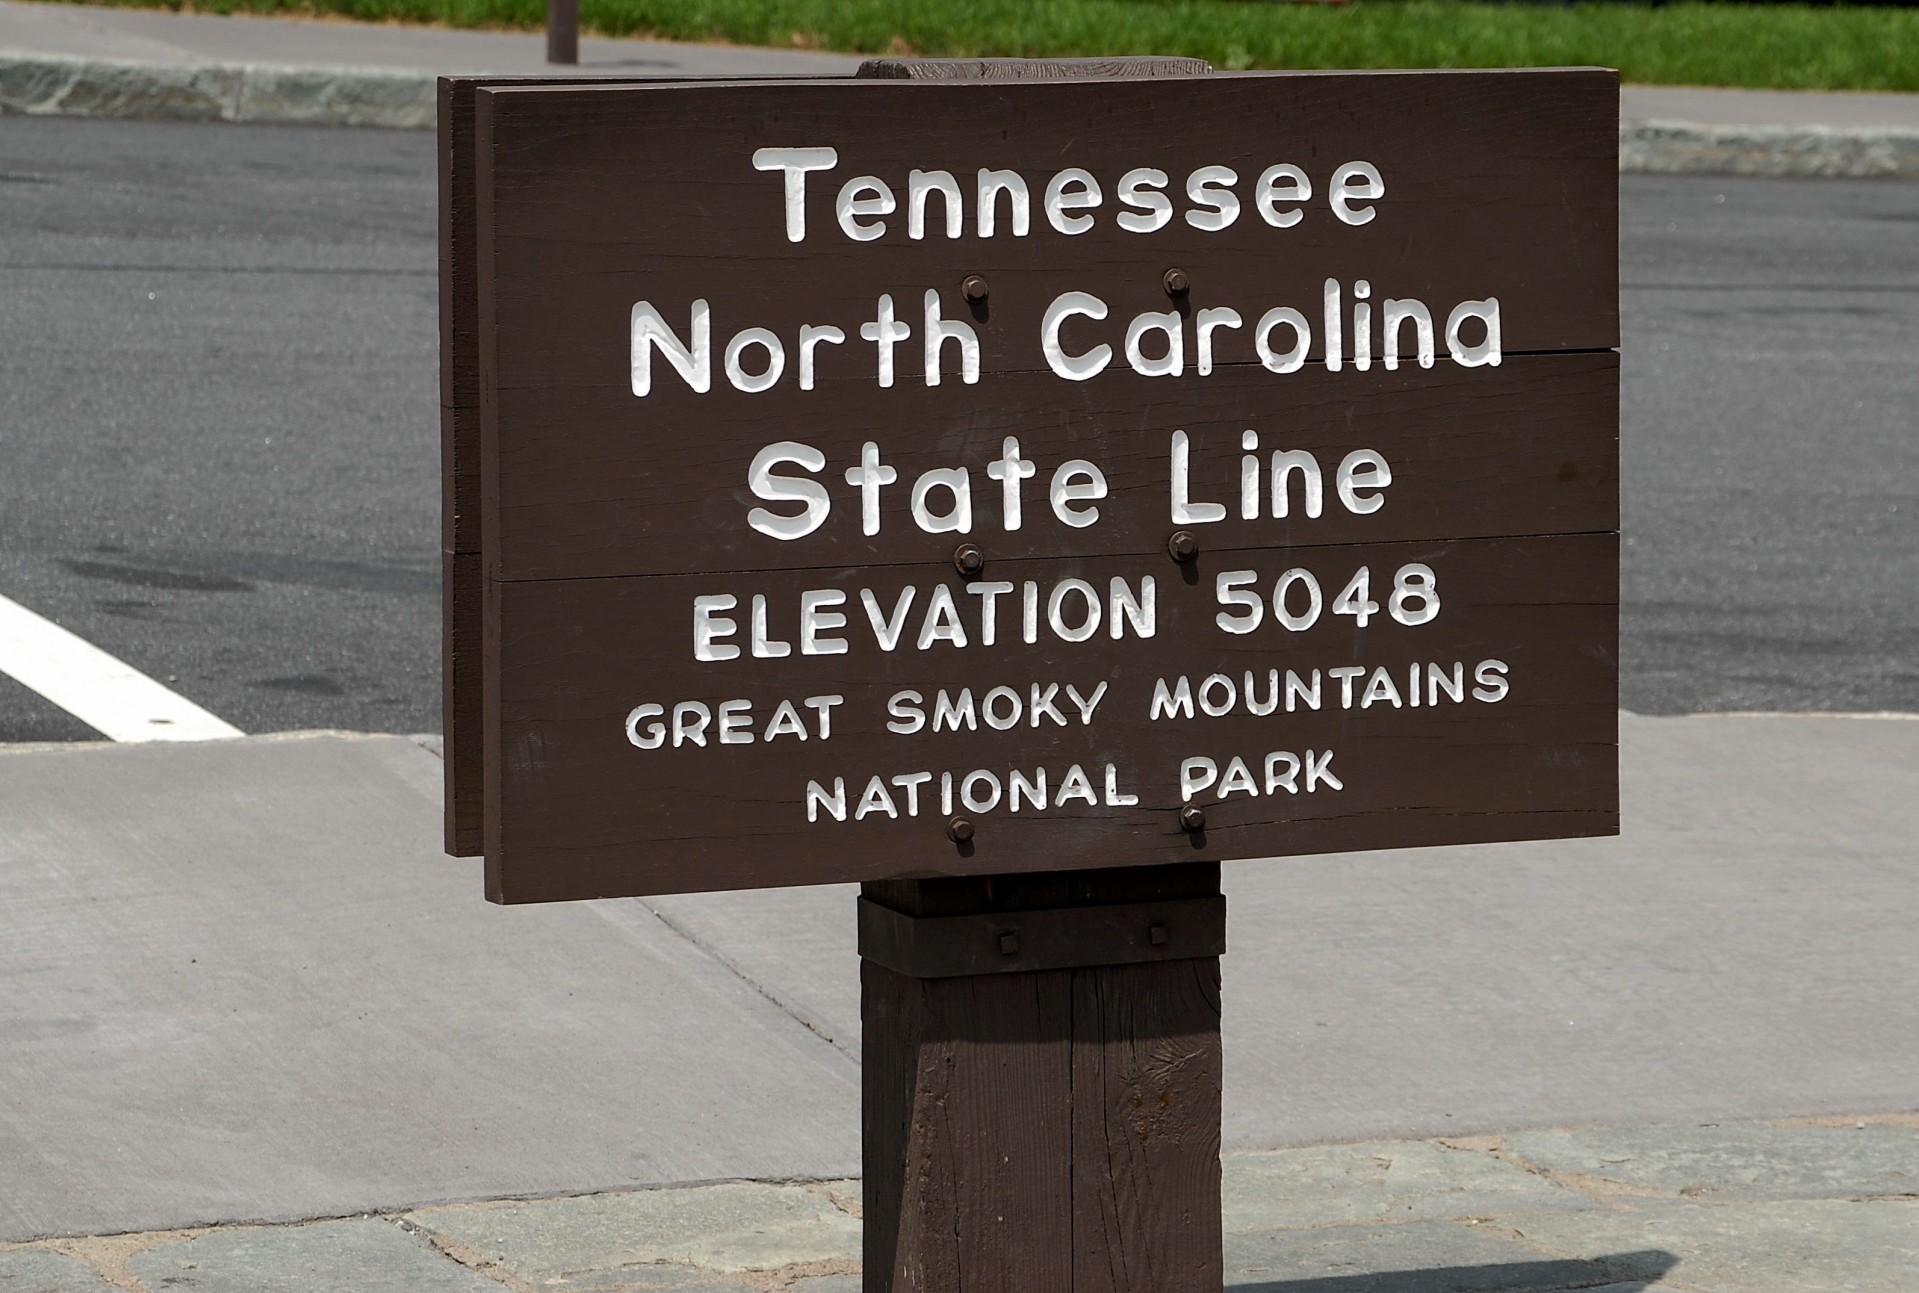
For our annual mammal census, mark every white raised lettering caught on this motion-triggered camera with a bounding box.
[1049,460,1106,529]
[1254,163,1309,228]
[976,168,1030,238]
[1336,450,1392,515]
[1447,299,1502,367]
[693,594,740,662]
[1255,307,1310,374]
[860,293,911,388]
[1108,577,1155,639]
[1041,291,1112,381]
[860,586,916,651]
[922,289,980,387]
[843,441,898,537]
[916,584,968,649]
[1329,161,1384,226]
[752,147,838,242]
[987,437,1037,530]
[717,698,754,744]
[1170,430,1227,525]
[723,327,784,393]
[1382,299,1434,371]
[1150,676,1194,720]
[631,299,711,396]
[885,689,925,734]
[1043,168,1101,235]
[747,442,830,541]
[910,468,973,534]
[797,323,845,389]
[806,777,847,823]
[751,594,791,658]
[1048,579,1101,642]
[1126,310,1183,378]
[799,591,848,656]
[836,176,894,241]
[1184,164,1240,231]
[1180,757,1219,801]
[1116,167,1172,234]
[624,703,665,749]
[907,169,963,240]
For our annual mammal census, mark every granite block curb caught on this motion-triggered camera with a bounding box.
[3,49,1918,178]
[0,51,435,127]
[1622,118,1919,178]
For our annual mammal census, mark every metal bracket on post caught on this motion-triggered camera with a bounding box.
[858,894,1226,980]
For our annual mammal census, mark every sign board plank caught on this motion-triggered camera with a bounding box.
[440,76,486,856]
[475,71,1617,585]
[458,68,1621,901]
[485,532,1616,902]
[484,352,1617,581]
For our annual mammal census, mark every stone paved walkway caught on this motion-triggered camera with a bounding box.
[6,1116,1913,1292]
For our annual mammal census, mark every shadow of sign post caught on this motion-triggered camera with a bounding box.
[1230,1248,1680,1292]
[441,55,1620,1292]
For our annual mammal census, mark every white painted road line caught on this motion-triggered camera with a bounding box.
[0,593,243,742]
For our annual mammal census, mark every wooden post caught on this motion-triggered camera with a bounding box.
[850,57,1228,1293]
[545,0,578,65]
[860,863,1225,1292]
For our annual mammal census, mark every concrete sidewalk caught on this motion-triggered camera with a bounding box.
[2,714,1916,1286]
[1,0,1917,175]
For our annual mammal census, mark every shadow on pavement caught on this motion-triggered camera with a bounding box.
[1229,1248,1679,1292]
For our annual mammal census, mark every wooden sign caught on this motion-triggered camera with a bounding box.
[444,67,1620,903]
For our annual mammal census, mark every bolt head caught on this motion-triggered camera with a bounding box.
[998,931,1020,956]
[1150,923,1170,946]
[1179,805,1206,833]
[962,274,990,303]
[1163,268,1191,296]
[948,816,975,843]
[1167,530,1198,562]
[953,543,985,576]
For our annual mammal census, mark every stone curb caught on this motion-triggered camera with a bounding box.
[1623,117,1919,178]
[3,49,1918,177]
[0,51,435,128]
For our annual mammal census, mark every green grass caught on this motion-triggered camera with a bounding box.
[50,0,1919,91]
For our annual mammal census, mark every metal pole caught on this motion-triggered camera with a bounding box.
[546,0,578,65]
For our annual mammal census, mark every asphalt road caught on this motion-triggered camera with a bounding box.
[0,116,1914,741]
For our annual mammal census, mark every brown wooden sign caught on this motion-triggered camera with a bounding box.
[444,67,1620,903]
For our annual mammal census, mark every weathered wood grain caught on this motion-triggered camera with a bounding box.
[447,75,641,854]
[862,864,1224,1293]
[441,79,483,855]
[863,961,1076,1291]
[446,73,874,851]
[443,548,484,855]
[1070,958,1223,1293]
[859,56,1214,81]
